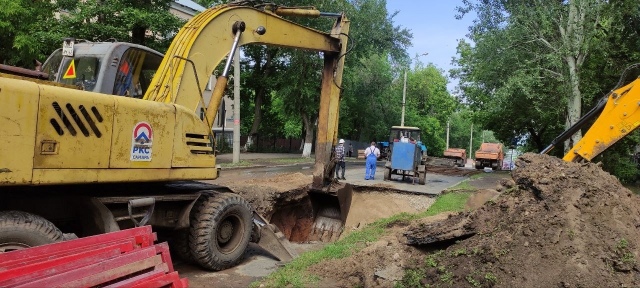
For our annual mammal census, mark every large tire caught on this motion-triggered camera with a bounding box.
[493,160,503,170]
[171,229,195,264]
[0,211,64,253]
[189,192,252,271]
[475,161,483,170]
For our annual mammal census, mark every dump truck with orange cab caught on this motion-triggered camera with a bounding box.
[474,143,504,170]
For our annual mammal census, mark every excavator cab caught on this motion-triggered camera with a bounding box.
[41,39,163,97]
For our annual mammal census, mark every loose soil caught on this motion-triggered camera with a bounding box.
[215,172,312,218]
[344,191,436,234]
[308,153,640,288]
[216,171,443,242]
[427,165,481,177]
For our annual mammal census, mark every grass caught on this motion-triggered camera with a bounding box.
[219,157,314,168]
[254,191,472,288]
[270,157,315,164]
[445,180,475,192]
[469,173,485,180]
[219,160,251,168]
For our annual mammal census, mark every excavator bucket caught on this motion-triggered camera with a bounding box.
[308,182,353,242]
[252,212,298,263]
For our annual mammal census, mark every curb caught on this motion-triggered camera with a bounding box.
[220,164,267,171]
[219,162,315,171]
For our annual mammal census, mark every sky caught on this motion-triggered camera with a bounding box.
[385,1,476,93]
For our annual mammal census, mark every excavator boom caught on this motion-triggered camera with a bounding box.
[543,65,640,162]
[142,4,353,241]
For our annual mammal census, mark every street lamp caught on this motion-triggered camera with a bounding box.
[400,53,428,126]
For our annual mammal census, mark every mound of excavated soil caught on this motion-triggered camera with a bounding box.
[403,153,640,287]
[307,153,640,288]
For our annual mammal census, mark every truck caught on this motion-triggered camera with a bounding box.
[383,126,428,184]
[0,3,352,271]
[443,148,467,167]
[474,143,504,170]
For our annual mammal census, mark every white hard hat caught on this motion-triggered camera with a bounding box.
[339,139,345,144]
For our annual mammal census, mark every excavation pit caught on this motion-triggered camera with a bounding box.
[266,186,437,243]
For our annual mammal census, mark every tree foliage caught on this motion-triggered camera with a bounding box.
[55,0,183,52]
[0,0,183,68]
[402,62,458,156]
[0,0,60,67]
[454,0,640,181]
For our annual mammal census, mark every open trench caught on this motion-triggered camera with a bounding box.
[264,185,437,243]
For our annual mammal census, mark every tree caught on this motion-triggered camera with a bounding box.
[55,0,183,52]
[267,0,411,156]
[340,53,397,142]
[0,0,60,67]
[402,62,458,156]
[454,0,609,154]
[273,49,324,157]
[240,47,283,150]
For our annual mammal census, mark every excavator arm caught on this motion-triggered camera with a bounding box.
[542,68,640,162]
[144,3,352,243]
[143,3,348,186]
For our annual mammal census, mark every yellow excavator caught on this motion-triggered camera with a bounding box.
[0,3,352,271]
[543,65,640,162]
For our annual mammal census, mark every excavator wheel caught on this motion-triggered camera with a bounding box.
[189,192,252,271]
[0,211,64,253]
[171,229,194,264]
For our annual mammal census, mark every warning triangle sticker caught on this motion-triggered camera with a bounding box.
[63,59,76,79]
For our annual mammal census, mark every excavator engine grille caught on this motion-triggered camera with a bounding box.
[49,101,103,137]
[185,133,214,155]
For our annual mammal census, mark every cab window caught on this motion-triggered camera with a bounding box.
[113,48,162,98]
[58,56,101,92]
[42,49,63,82]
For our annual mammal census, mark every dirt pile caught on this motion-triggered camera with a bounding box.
[307,153,640,288]
[402,153,640,287]
[427,165,480,177]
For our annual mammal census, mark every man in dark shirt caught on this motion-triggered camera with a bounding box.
[335,139,346,180]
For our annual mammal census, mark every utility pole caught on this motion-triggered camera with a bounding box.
[401,70,407,126]
[469,123,473,158]
[482,130,485,143]
[232,47,240,163]
[446,120,450,149]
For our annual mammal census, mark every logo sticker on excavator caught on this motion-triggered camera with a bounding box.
[131,122,153,161]
[63,59,76,79]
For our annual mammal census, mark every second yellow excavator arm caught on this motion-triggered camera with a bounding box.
[563,79,640,162]
[543,68,640,162]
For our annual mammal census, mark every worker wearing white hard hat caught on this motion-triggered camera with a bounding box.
[335,139,346,180]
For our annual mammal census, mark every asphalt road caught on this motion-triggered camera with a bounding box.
[219,160,464,196]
